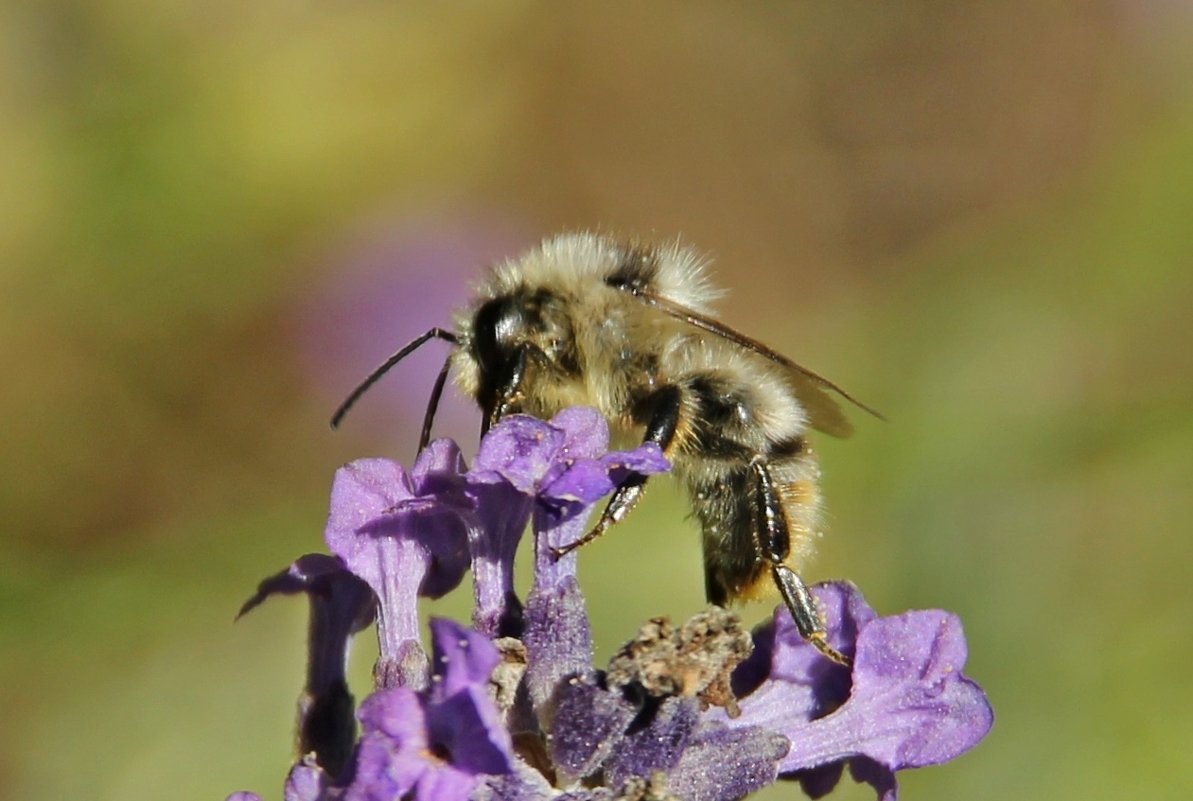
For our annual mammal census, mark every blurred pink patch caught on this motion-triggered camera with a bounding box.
[295,212,531,449]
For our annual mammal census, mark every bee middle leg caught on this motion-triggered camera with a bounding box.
[749,456,851,667]
[551,384,683,557]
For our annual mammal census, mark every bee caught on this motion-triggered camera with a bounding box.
[332,233,880,665]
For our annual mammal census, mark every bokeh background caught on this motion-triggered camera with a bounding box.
[3,3,1191,800]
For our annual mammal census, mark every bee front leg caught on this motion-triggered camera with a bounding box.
[481,345,533,436]
[749,457,851,667]
[551,384,683,557]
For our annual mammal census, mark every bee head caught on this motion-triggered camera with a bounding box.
[469,293,540,427]
[468,289,579,427]
[472,295,538,371]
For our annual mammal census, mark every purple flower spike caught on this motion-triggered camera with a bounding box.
[229,406,990,801]
[466,409,667,649]
[729,582,993,800]
[522,505,595,712]
[510,410,669,712]
[325,446,471,688]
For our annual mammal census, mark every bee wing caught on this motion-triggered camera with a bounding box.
[619,287,884,438]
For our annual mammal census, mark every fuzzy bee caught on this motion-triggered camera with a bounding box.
[332,233,879,664]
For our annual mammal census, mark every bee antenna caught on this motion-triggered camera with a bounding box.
[330,327,459,429]
[418,350,453,452]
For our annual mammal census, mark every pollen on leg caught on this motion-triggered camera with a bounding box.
[737,572,779,603]
[777,477,821,567]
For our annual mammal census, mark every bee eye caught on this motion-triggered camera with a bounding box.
[473,297,530,369]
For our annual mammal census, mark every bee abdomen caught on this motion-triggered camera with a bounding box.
[686,466,761,605]
[683,448,821,607]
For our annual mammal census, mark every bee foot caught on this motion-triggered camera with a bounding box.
[809,632,852,668]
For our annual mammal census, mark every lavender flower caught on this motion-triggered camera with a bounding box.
[324,439,472,689]
[238,554,376,778]
[721,583,994,800]
[345,619,515,801]
[230,407,992,801]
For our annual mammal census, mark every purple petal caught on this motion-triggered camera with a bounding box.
[723,582,991,799]
[845,611,994,769]
[731,583,876,731]
[226,793,262,801]
[409,439,469,497]
[728,619,775,700]
[471,416,565,492]
[428,618,501,701]
[363,537,428,686]
[326,459,469,601]
[538,459,615,508]
[408,444,475,574]
[600,443,671,486]
[284,760,338,801]
[325,459,417,595]
[326,459,471,685]
[348,689,445,801]
[768,582,874,694]
[548,406,610,460]
[667,723,790,801]
[350,503,470,602]
[773,610,993,775]
[237,554,374,626]
[854,607,967,685]
[351,634,513,799]
[464,479,531,637]
[605,697,699,787]
[463,409,672,639]
[473,760,555,801]
[428,685,515,776]
[413,764,479,801]
[346,731,426,801]
[238,555,375,778]
[357,686,429,743]
[548,676,637,781]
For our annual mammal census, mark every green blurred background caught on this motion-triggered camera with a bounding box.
[3,3,1191,800]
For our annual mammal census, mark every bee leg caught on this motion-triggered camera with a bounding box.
[481,345,533,436]
[749,457,851,667]
[551,384,683,557]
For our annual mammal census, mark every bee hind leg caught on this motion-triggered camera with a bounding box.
[551,384,683,557]
[749,457,851,667]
